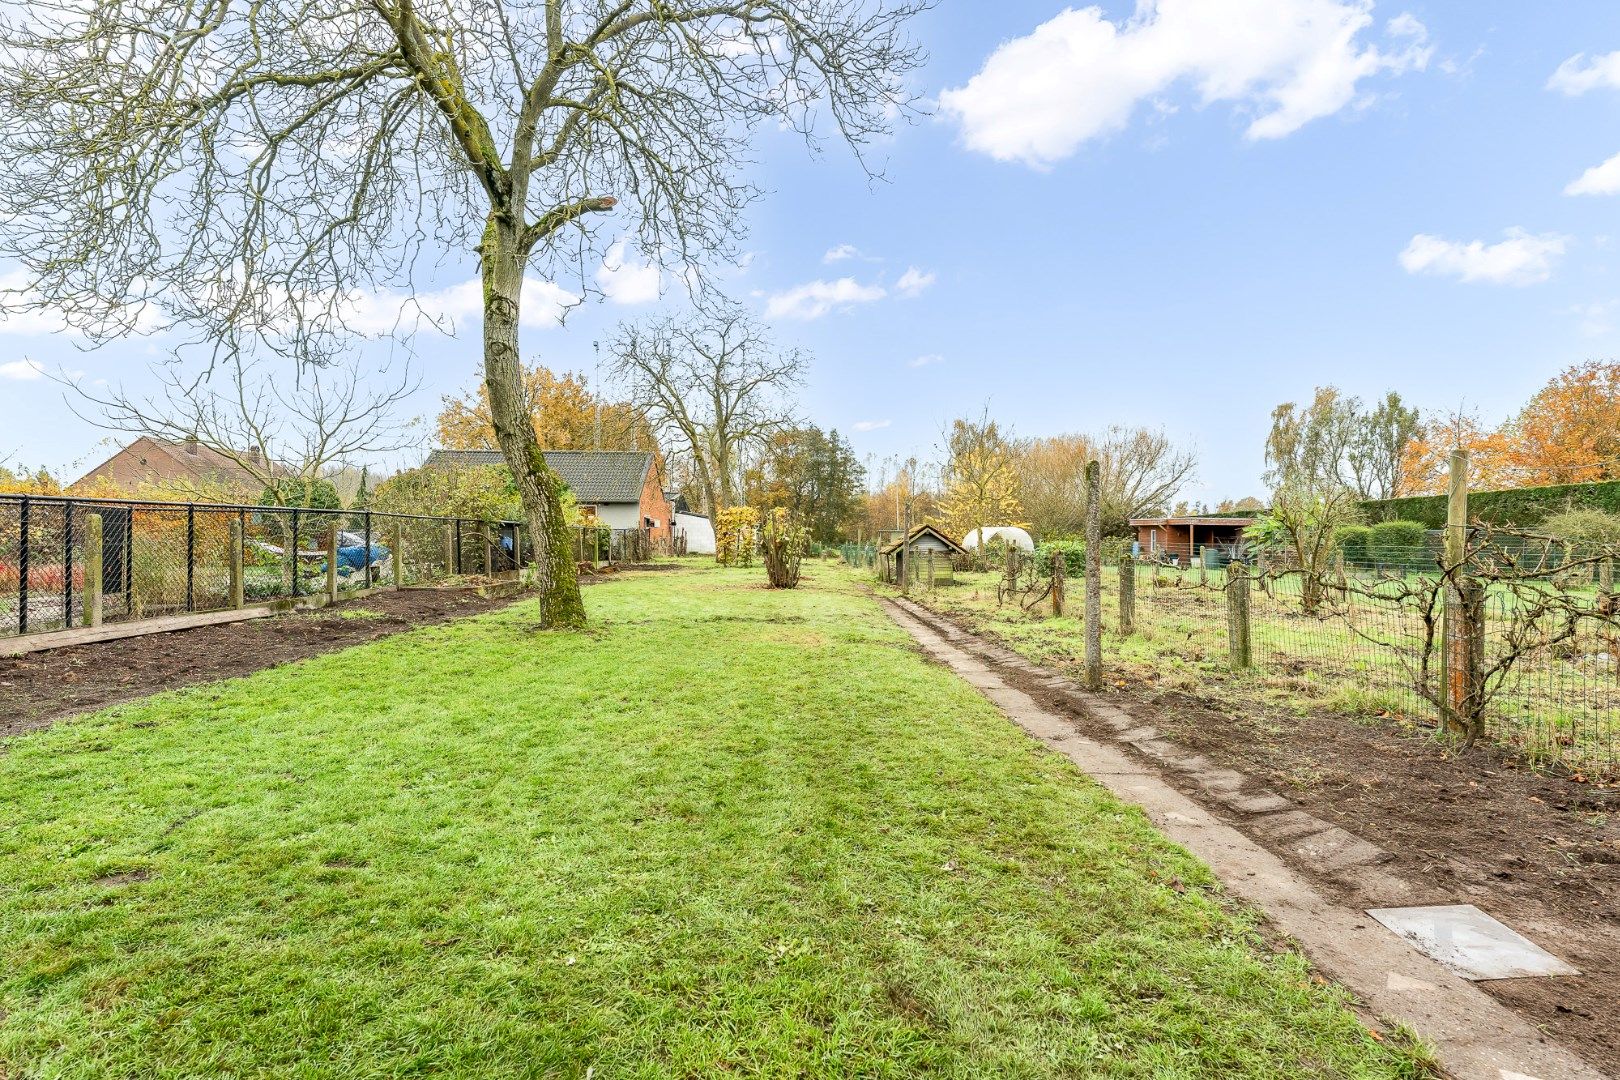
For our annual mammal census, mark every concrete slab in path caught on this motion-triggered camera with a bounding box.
[880,599,1607,1080]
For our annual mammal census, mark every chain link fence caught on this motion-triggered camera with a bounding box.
[1,493,664,641]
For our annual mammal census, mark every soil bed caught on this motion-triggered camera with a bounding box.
[1,588,519,739]
[911,599,1620,1074]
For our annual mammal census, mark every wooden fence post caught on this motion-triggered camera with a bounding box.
[228,517,244,609]
[325,522,339,603]
[1050,549,1064,617]
[391,519,404,589]
[1198,545,1208,587]
[1084,460,1102,690]
[84,513,104,628]
[1226,561,1252,671]
[1442,449,1476,735]
[443,523,455,581]
[482,522,493,576]
[1118,551,1135,636]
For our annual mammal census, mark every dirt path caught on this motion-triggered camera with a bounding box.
[893,595,1619,1077]
[1,588,519,739]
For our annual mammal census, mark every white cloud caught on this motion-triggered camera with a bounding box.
[939,0,1431,168]
[851,419,892,432]
[764,277,887,320]
[1566,150,1620,196]
[895,267,936,298]
[1398,228,1568,286]
[823,244,863,263]
[343,277,579,334]
[0,270,74,336]
[0,358,45,380]
[1548,51,1620,96]
[908,353,943,368]
[596,239,663,304]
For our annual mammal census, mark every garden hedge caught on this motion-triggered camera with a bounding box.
[1361,479,1620,528]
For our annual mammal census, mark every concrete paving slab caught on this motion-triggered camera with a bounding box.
[1292,827,1389,872]
[1249,809,1330,841]
[1367,905,1581,982]
[1219,792,1293,814]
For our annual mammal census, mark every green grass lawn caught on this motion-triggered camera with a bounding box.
[1,566,1429,1078]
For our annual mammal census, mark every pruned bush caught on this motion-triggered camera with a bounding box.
[1368,519,1427,549]
[1036,539,1085,576]
[1542,509,1620,549]
[1334,525,1372,564]
[761,508,808,589]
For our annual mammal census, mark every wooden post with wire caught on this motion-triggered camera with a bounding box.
[1226,561,1252,670]
[1442,449,1478,735]
[391,518,405,589]
[228,517,244,610]
[1118,551,1135,636]
[1084,460,1102,690]
[84,513,104,628]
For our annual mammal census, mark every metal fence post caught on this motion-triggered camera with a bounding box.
[454,518,463,575]
[1226,561,1252,671]
[443,522,455,580]
[363,510,373,587]
[185,503,196,612]
[85,513,103,628]
[1118,551,1136,636]
[19,494,30,635]
[291,508,301,597]
[62,500,74,628]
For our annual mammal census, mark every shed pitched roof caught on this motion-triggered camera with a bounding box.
[1128,516,1256,528]
[425,449,653,504]
[879,524,966,556]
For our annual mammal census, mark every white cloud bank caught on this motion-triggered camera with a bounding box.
[939,0,1430,168]
[0,358,45,380]
[1398,228,1567,286]
[765,277,887,320]
[908,353,943,369]
[1548,51,1620,96]
[1567,151,1620,197]
[851,419,891,432]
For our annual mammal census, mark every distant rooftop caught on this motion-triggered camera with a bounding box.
[425,449,652,504]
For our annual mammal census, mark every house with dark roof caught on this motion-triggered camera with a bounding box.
[425,449,675,541]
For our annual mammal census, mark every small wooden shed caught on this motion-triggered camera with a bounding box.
[879,524,966,585]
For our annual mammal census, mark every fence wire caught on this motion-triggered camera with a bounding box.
[2,494,665,642]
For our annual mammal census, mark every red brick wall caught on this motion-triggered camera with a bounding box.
[638,466,673,542]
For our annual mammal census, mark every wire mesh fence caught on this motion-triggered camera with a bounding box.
[1,493,664,642]
[887,534,1620,774]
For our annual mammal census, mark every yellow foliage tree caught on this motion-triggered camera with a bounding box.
[714,506,760,567]
[436,364,655,453]
[939,411,1022,555]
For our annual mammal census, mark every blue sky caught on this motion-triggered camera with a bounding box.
[3,0,1619,505]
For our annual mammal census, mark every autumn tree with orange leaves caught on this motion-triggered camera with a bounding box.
[1399,361,1620,495]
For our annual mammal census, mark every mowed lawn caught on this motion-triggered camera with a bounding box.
[0,566,1427,1078]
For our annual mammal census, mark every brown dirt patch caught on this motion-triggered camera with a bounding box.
[910,600,1620,1074]
[0,588,518,739]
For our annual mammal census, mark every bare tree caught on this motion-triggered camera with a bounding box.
[610,301,804,514]
[0,0,926,627]
[67,356,419,498]
[1015,427,1195,538]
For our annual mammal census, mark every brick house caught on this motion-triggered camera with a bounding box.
[425,449,675,544]
[71,436,271,498]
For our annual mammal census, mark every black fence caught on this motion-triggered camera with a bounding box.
[0,493,661,640]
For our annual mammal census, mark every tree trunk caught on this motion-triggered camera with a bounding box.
[481,216,586,629]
